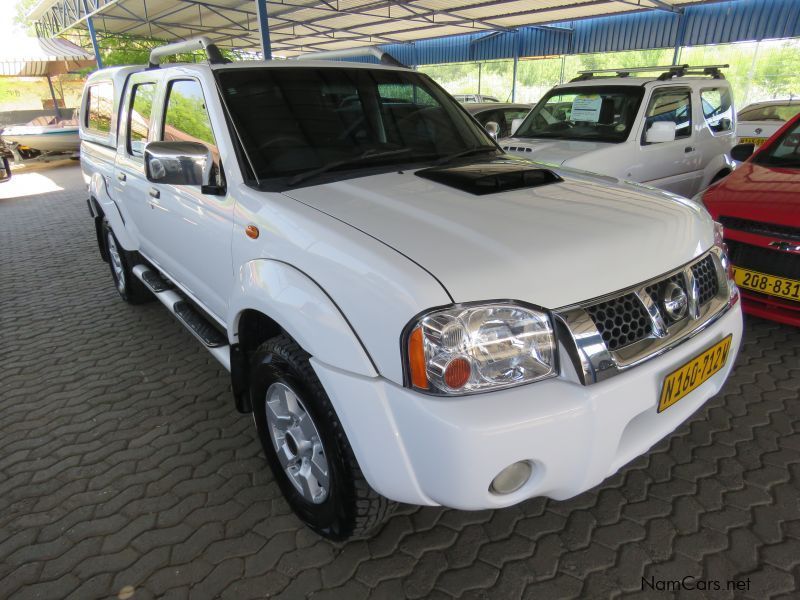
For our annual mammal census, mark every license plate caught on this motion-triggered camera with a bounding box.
[658,335,733,413]
[733,267,800,302]
[738,136,767,146]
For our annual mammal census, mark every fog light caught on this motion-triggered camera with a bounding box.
[490,461,532,495]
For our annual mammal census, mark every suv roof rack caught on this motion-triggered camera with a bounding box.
[571,64,728,82]
[148,36,228,68]
[294,47,407,68]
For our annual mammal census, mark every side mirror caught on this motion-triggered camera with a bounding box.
[645,121,677,144]
[730,143,755,162]
[510,118,524,136]
[484,121,499,140]
[144,141,212,186]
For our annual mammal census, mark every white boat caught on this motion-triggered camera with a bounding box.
[0,123,80,154]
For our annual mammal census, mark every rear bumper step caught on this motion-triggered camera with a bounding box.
[132,265,230,371]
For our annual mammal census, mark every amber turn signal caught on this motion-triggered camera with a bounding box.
[245,224,259,239]
[408,327,428,389]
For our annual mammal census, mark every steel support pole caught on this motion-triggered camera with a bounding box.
[672,11,685,65]
[256,0,272,60]
[46,75,62,120]
[86,17,104,68]
[83,0,104,69]
[511,30,519,102]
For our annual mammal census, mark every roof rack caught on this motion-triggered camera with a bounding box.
[294,47,407,68]
[148,36,228,68]
[571,64,728,82]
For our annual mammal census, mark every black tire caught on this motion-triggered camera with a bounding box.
[251,334,395,540]
[101,220,151,304]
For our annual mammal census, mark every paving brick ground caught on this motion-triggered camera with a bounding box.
[1,163,799,600]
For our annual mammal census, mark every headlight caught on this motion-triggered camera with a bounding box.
[713,221,735,284]
[713,220,725,248]
[404,303,557,395]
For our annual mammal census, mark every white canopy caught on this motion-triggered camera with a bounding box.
[0,36,95,77]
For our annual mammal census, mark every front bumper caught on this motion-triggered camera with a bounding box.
[312,303,743,510]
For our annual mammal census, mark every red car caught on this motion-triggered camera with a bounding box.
[700,113,800,327]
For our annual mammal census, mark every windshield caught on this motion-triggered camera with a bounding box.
[216,67,495,187]
[512,86,645,143]
[753,118,800,169]
[738,103,800,122]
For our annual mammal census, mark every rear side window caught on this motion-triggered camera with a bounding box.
[86,82,113,133]
[128,83,156,156]
[701,88,733,133]
[643,88,692,142]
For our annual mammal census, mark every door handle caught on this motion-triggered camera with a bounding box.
[684,146,695,153]
[149,188,160,199]
[117,172,126,182]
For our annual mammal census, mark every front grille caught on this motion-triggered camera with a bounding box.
[586,254,721,351]
[556,250,730,385]
[586,295,651,351]
[719,216,800,242]
[727,240,800,280]
[691,254,719,305]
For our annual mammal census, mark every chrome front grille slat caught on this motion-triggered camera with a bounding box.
[554,248,733,385]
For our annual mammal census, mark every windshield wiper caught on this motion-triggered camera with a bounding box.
[286,148,412,186]
[433,145,498,166]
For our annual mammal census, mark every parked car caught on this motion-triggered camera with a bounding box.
[453,94,500,103]
[500,65,737,198]
[80,39,742,540]
[736,99,800,148]
[698,113,800,327]
[463,102,531,138]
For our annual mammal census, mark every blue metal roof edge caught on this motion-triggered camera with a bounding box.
[364,0,800,66]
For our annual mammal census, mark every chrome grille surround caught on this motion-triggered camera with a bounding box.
[553,247,737,385]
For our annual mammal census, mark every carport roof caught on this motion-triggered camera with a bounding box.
[28,0,717,58]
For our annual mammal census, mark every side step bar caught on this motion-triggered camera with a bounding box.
[133,264,231,371]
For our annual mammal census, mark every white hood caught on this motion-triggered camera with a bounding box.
[283,165,713,309]
[498,137,613,165]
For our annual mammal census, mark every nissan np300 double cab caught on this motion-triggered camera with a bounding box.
[80,39,742,540]
[501,64,737,198]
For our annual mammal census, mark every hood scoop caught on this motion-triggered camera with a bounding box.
[415,158,562,195]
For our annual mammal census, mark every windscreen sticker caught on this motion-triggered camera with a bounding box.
[571,94,602,122]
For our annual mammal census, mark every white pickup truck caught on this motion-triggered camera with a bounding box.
[80,39,742,540]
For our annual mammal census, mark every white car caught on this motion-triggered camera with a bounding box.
[80,40,742,540]
[500,65,737,198]
[736,99,800,147]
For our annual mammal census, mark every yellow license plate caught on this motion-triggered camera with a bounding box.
[658,335,733,413]
[738,137,767,146]
[733,267,800,302]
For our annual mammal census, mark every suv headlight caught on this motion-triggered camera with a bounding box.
[404,303,557,395]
